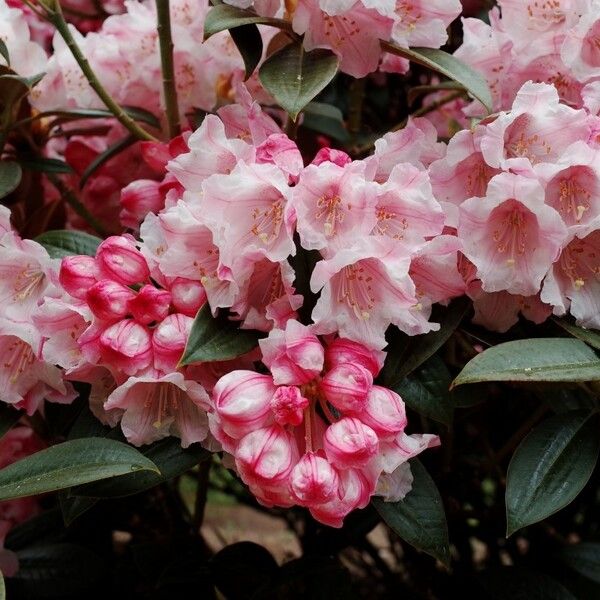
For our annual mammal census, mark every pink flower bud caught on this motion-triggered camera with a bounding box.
[170,278,206,317]
[290,452,340,505]
[99,319,152,375]
[96,235,150,285]
[270,386,308,426]
[321,363,373,413]
[120,180,164,229]
[152,313,193,372]
[311,147,352,168]
[59,255,99,299]
[235,425,299,487]
[360,386,407,438]
[213,371,276,438]
[324,417,379,469]
[325,338,385,378]
[128,285,171,324]
[86,280,136,321]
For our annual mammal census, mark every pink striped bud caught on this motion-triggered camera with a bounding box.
[324,417,379,469]
[235,425,298,487]
[128,284,171,324]
[324,338,385,377]
[290,452,339,505]
[86,280,136,321]
[99,319,152,375]
[152,313,193,372]
[59,255,99,299]
[360,386,407,438]
[170,278,206,317]
[213,371,276,439]
[96,235,150,285]
[270,385,308,426]
[321,363,372,413]
[120,180,164,229]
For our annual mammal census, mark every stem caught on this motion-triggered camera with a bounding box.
[193,458,211,531]
[348,78,366,134]
[47,2,158,142]
[156,0,180,140]
[304,405,313,452]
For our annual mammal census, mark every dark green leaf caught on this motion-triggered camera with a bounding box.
[554,318,600,350]
[394,356,453,425]
[32,106,159,128]
[0,39,9,67]
[302,101,350,142]
[288,241,321,325]
[0,405,22,440]
[79,135,135,189]
[506,411,600,536]
[230,24,263,79]
[36,229,101,258]
[381,42,493,113]
[59,494,98,527]
[20,157,74,174]
[373,459,450,565]
[0,70,44,130]
[0,438,159,501]
[204,3,288,38]
[381,296,470,388]
[259,42,339,121]
[560,542,600,584]
[179,304,263,365]
[0,161,22,199]
[453,338,600,387]
[73,438,209,497]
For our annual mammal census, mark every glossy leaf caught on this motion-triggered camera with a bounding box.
[506,411,600,536]
[554,318,600,351]
[373,459,450,565]
[259,42,339,121]
[230,24,263,79]
[204,3,288,38]
[560,542,600,584]
[0,161,22,199]
[302,101,350,142]
[0,438,159,501]
[179,304,263,365]
[20,157,74,174]
[381,42,493,112]
[36,229,101,258]
[453,338,600,387]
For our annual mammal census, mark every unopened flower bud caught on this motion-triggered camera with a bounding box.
[321,363,372,413]
[120,180,164,229]
[270,386,308,426]
[170,278,206,317]
[360,386,407,437]
[99,319,152,375]
[324,417,379,469]
[59,255,99,299]
[128,284,171,324]
[96,235,150,285]
[325,338,384,377]
[86,280,136,321]
[152,313,193,372]
[290,452,339,505]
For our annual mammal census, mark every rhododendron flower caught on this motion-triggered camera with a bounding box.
[561,6,600,81]
[459,172,568,296]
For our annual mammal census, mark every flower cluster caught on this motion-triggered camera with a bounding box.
[210,320,438,526]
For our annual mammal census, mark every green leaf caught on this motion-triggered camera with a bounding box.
[0,69,44,130]
[20,157,74,174]
[0,438,159,501]
[560,542,600,584]
[381,42,493,113]
[73,438,209,498]
[0,405,22,440]
[394,356,453,425]
[0,161,22,199]
[373,459,450,565]
[204,3,288,37]
[36,229,101,258]
[259,42,339,121]
[59,494,98,527]
[79,135,135,189]
[179,304,263,365]
[0,39,9,67]
[452,338,600,387]
[554,318,600,351]
[302,101,350,142]
[381,296,470,388]
[31,106,160,128]
[230,24,263,79]
[505,411,600,537]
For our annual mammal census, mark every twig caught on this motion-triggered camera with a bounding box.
[193,457,212,531]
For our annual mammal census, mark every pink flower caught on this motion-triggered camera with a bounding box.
[104,371,209,447]
[290,451,340,505]
[323,417,379,469]
[59,255,99,300]
[98,319,153,375]
[561,8,600,81]
[312,147,352,168]
[324,337,385,377]
[259,319,324,386]
[459,172,568,296]
[293,160,378,252]
[320,363,373,413]
[375,462,413,502]
[127,284,172,325]
[96,235,150,286]
[120,179,164,230]
[255,133,304,181]
[270,386,309,427]
[86,280,136,321]
[212,371,276,439]
[152,313,193,372]
[359,386,407,438]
